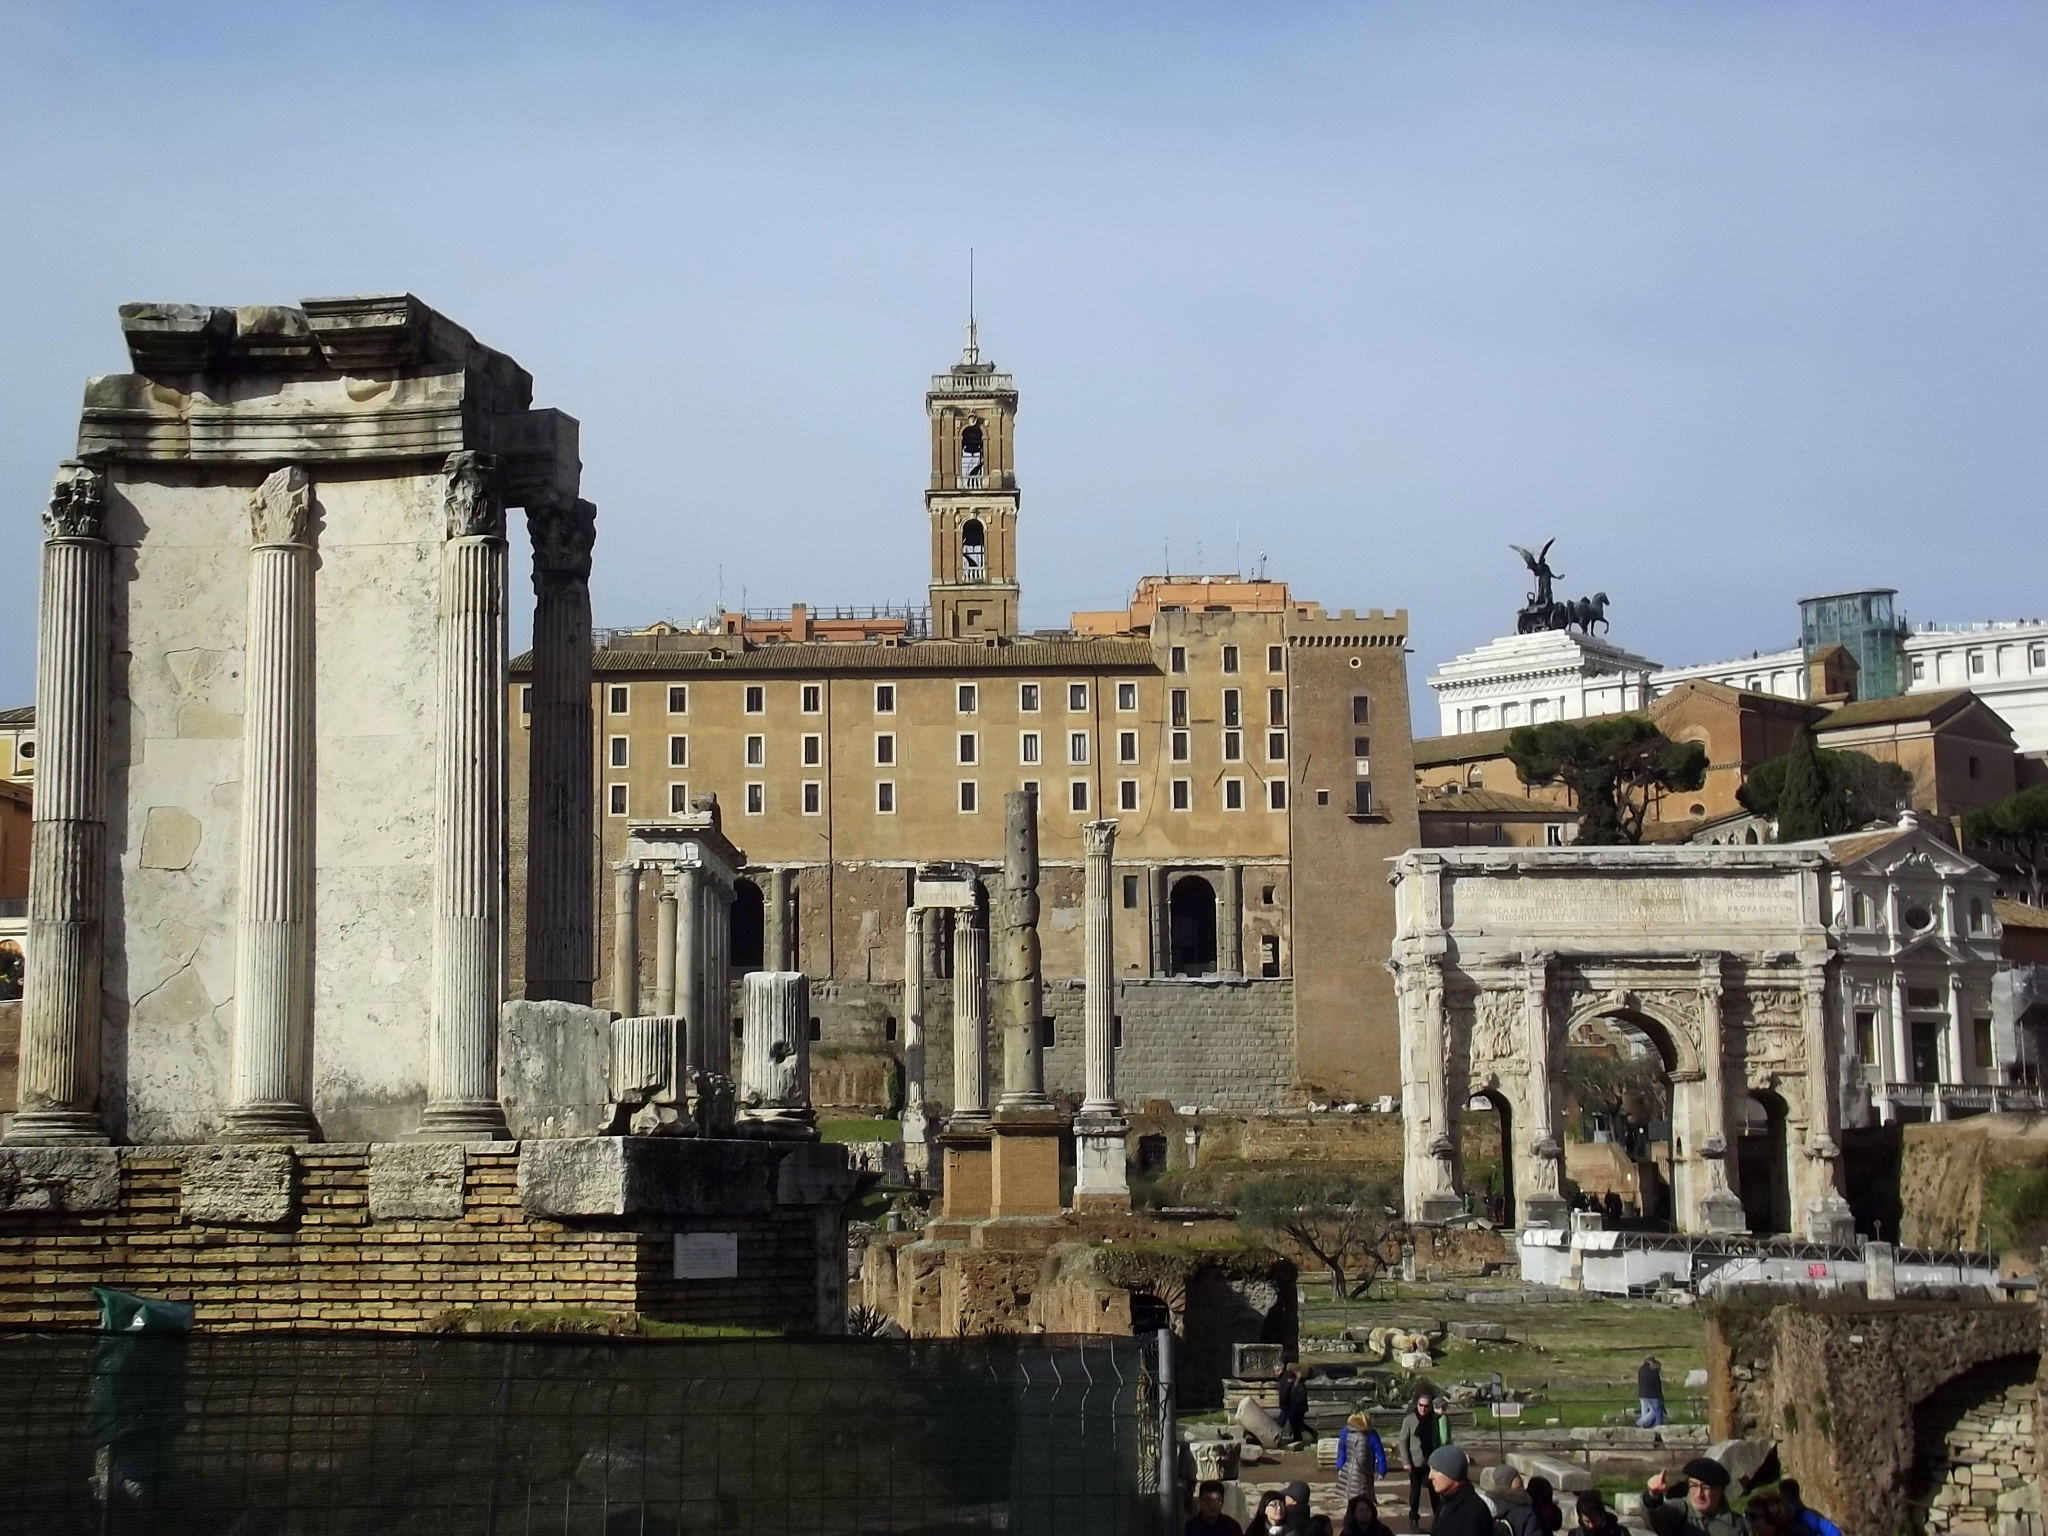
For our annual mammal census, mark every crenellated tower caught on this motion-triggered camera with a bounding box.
[926,321,1020,638]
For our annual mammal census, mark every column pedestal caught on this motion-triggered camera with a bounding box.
[939,1126,994,1219]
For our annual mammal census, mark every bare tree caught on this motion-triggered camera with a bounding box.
[1236,1171,1407,1299]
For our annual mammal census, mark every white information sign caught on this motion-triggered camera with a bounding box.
[673,1231,740,1280]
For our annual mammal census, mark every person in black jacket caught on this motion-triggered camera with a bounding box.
[1424,1446,1495,1536]
[1187,1480,1245,1536]
[1276,1367,1311,1447]
[1636,1355,1666,1429]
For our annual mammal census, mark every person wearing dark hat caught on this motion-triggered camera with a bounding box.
[1423,1446,1493,1536]
[1283,1481,1314,1536]
[1573,1491,1624,1536]
[1645,1458,1750,1536]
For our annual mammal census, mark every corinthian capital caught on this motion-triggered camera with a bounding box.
[1082,819,1119,858]
[248,465,313,546]
[442,451,504,540]
[529,495,596,581]
[43,461,106,540]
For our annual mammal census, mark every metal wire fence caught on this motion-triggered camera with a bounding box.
[0,1329,1159,1536]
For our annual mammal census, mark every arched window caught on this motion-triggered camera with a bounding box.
[960,420,985,482]
[961,517,987,579]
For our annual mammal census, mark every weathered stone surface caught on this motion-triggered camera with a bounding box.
[0,1147,119,1212]
[1448,1321,1508,1341]
[1187,1438,1241,1481]
[774,1141,861,1206]
[181,1145,294,1225]
[500,1000,611,1138]
[1506,1452,1592,1492]
[517,1136,849,1219]
[1235,1395,1283,1447]
[1234,1342,1285,1379]
[1705,1439,1773,1490]
[368,1142,466,1221]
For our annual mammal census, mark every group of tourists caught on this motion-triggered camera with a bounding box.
[1189,1382,1845,1536]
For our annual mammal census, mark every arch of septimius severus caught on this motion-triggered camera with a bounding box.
[1389,845,1857,1238]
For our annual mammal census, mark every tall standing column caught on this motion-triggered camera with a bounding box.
[1695,953,1745,1231]
[1150,867,1170,975]
[223,466,320,1141]
[1081,821,1119,1115]
[950,908,989,1122]
[902,907,928,1138]
[994,790,1049,1109]
[420,451,510,1139]
[705,878,732,1078]
[1074,820,1129,1207]
[677,862,704,1068]
[653,871,679,1017]
[768,867,793,971]
[1220,864,1244,978]
[1519,953,1563,1223]
[7,463,111,1145]
[1799,965,1851,1239]
[1410,962,1462,1221]
[523,495,596,1003]
[612,862,640,1018]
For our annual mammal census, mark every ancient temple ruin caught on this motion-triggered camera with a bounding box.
[0,297,854,1332]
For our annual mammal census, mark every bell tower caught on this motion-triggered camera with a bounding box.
[927,319,1020,638]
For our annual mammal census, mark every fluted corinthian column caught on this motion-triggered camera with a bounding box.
[677,863,704,1068]
[612,862,640,1018]
[523,495,595,1003]
[902,907,928,1140]
[738,970,816,1137]
[1081,820,1119,1115]
[704,879,732,1078]
[1519,953,1564,1223]
[994,790,1049,1109]
[950,909,989,1123]
[223,467,320,1141]
[653,872,679,1017]
[7,463,111,1145]
[419,452,510,1139]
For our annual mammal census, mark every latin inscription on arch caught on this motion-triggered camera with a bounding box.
[1448,875,1802,937]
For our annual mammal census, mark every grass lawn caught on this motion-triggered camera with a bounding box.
[820,1117,902,1143]
[1298,1283,1707,1424]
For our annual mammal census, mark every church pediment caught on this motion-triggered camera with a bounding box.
[1837,825,1986,881]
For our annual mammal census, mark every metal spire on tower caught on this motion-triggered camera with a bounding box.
[962,247,980,365]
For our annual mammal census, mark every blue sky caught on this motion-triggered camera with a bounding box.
[2,4,2043,716]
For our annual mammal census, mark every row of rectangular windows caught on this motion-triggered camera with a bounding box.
[1166,643,1286,675]
[602,728,1296,770]
[571,680,1303,722]
[604,777,1295,817]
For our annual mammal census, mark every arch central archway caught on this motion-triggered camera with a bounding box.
[1169,876,1218,976]
[1563,1010,1678,1231]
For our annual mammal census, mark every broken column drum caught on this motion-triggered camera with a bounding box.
[420,452,510,1139]
[993,789,1050,1110]
[951,908,989,1122]
[738,970,816,1137]
[609,1014,689,1135]
[6,464,111,1145]
[223,466,320,1142]
[522,494,596,1005]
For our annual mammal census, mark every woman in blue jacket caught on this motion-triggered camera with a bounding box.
[1334,1411,1387,1507]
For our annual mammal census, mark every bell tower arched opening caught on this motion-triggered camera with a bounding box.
[927,325,1020,638]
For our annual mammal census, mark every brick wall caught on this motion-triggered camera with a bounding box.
[0,1145,830,1333]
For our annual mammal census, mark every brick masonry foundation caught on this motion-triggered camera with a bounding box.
[0,1140,855,1333]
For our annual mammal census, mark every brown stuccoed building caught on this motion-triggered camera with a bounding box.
[509,329,1419,1110]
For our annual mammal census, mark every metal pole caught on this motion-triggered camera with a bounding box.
[1157,1326,1178,1536]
